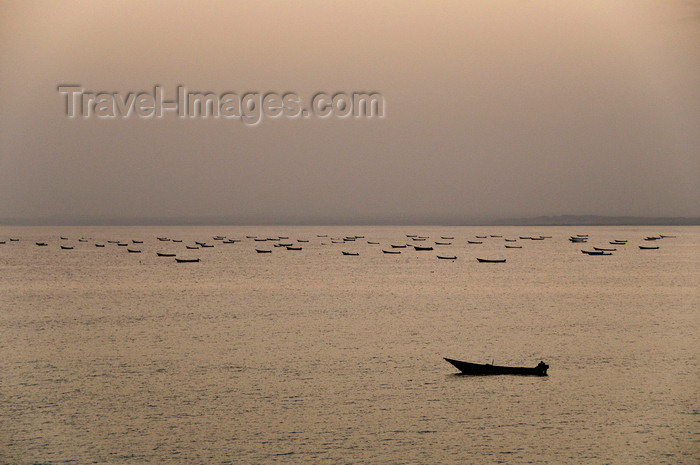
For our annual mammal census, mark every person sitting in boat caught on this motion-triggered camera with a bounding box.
[537,361,547,369]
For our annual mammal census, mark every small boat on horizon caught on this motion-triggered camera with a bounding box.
[582,250,612,255]
[476,258,505,263]
[639,245,659,250]
[157,253,176,257]
[255,249,272,253]
[505,245,522,248]
[36,242,48,246]
[342,251,359,256]
[437,255,457,260]
[61,245,73,250]
[127,249,141,253]
[467,241,483,244]
[444,358,548,376]
[175,258,200,263]
[414,245,434,251]
[382,250,401,254]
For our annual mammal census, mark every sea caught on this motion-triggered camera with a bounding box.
[1,225,698,464]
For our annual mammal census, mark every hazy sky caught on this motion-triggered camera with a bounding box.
[1,0,698,224]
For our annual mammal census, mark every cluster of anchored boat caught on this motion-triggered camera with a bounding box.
[3,232,673,263]
[570,234,672,255]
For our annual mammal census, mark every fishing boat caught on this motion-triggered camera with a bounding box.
[367,241,380,244]
[157,237,170,241]
[127,249,141,253]
[444,358,548,376]
[414,245,434,251]
[593,247,616,252]
[36,242,48,246]
[505,245,522,248]
[581,250,611,255]
[434,242,452,245]
[157,252,176,257]
[342,251,359,256]
[255,249,272,253]
[175,258,200,263]
[467,241,483,244]
[95,244,105,247]
[391,244,407,248]
[61,245,74,250]
[186,245,199,249]
[132,240,143,244]
[437,255,457,260]
[441,236,454,239]
[286,246,302,251]
[476,258,506,263]
[639,245,659,250]
[382,250,401,254]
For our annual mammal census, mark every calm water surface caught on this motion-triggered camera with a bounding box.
[1,226,698,464]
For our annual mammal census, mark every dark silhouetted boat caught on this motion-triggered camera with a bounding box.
[476,236,487,239]
[342,251,359,256]
[36,242,48,246]
[117,243,128,246]
[441,236,454,239]
[127,249,141,253]
[286,246,302,250]
[505,245,522,248]
[639,245,659,250]
[593,247,616,252]
[435,242,452,245]
[414,245,433,251]
[61,245,73,250]
[132,240,143,244]
[391,244,407,248]
[201,244,214,248]
[659,235,675,238]
[157,237,170,241]
[411,238,426,241]
[157,253,176,257]
[256,249,272,253]
[175,258,200,263]
[95,244,105,247]
[582,250,611,255]
[476,258,505,263]
[10,238,19,241]
[467,241,482,244]
[186,245,199,249]
[444,358,548,376]
[437,255,457,260]
[60,236,68,240]
[367,241,380,244]
[383,250,401,254]
[172,239,183,243]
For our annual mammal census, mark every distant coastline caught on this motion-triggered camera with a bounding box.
[1,215,698,226]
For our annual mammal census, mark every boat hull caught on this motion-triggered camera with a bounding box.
[444,358,548,376]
